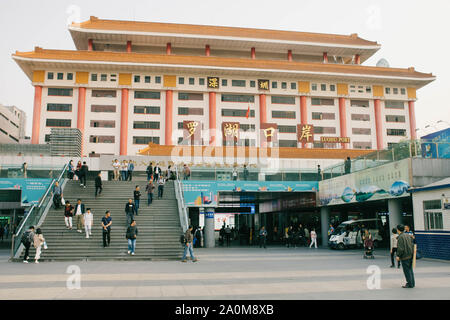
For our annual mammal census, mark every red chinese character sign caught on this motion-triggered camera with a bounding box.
[222,122,240,143]
[260,123,278,143]
[183,120,202,144]
[297,124,314,143]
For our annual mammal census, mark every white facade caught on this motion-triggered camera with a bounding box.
[0,104,27,144]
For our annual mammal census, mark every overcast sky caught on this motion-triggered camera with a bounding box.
[1,0,449,137]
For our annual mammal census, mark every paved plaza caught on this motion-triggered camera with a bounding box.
[0,247,449,300]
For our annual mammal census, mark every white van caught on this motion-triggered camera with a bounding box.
[328,218,383,250]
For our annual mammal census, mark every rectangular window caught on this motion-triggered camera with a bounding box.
[221,109,255,117]
[222,79,228,86]
[110,74,117,82]
[67,73,73,80]
[385,101,404,109]
[278,125,297,133]
[386,115,406,123]
[272,81,277,89]
[90,120,115,128]
[311,98,334,106]
[47,72,54,80]
[330,84,336,92]
[291,82,297,90]
[145,76,151,83]
[189,78,195,85]
[91,90,116,98]
[351,100,369,108]
[271,96,296,104]
[89,135,115,144]
[393,88,399,94]
[155,76,161,84]
[133,121,160,129]
[250,80,256,88]
[221,94,254,103]
[240,124,256,132]
[423,200,443,230]
[133,136,160,145]
[47,103,72,112]
[57,73,64,80]
[179,77,185,85]
[91,105,116,113]
[199,78,205,85]
[134,91,161,99]
[272,111,296,119]
[385,87,391,94]
[401,88,406,95]
[45,134,50,143]
[313,112,336,120]
[232,80,246,87]
[387,129,406,136]
[351,114,370,121]
[178,92,204,101]
[101,74,107,81]
[278,140,297,147]
[281,82,287,89]
[366,86,372,93]
[46,119,71,127]
[178,107,204,115]
[352,128,371,135]
[321,84,327,91]
[312,83,317,91]
[91,73,97,81]
[314,126,336,134]
[48,88,73,96]
[353,141,372,149]
[134,75,140,83]
[134,106,160,114]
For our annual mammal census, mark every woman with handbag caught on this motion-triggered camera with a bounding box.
[33,228,46,264]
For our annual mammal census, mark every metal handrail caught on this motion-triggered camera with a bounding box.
[174,166,189,232]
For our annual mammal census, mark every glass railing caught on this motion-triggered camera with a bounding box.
[0,164,67,179]
[174,166,189,233]
[10,164,68,260]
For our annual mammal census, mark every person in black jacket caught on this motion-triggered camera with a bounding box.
[126,220,138,255]
[146,162,153,181]
[125,199,136,226]
[154,164,162,182]
[80,161,88,188]
[133,186,141,216]
[95,172,102,197]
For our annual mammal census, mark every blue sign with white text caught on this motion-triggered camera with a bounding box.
[0,178,53,205]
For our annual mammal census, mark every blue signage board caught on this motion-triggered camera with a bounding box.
[0,178,53,205]
[421,128,450,159]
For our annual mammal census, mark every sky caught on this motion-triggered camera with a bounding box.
[1,0,449,137]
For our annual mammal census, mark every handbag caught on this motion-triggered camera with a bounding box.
[61,197,66,205]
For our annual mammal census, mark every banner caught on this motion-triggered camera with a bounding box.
[421,127,450,159]
[0,178,53,205]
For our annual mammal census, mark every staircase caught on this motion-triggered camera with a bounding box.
[18,179,183,261]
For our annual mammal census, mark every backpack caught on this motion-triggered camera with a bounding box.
[21,230,33,245]
[179,234,186,244]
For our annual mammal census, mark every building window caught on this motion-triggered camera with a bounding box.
[351,114,370,121]
[91,74,97,81]
[178,107,204,115]
[155,76,161,84]
[385,87,391,94]
[291,82,297,90]
[44,134,50,143]
[199,78,205,85]
[281,82,287,89]
[423,200,443,230]
[232,80,246,87]
[46,119,71,127]
[271,96,295,104]
[133,136,160,145]
[89,135,115,144]
[179,77,185,85]
[110,74,117,82]
[385,101,404,109]
[221,109,255,117]
[48,88,73,96]
[189,78,195,85]
[100,74,107,81]
[321,84,327,91]
[134,91,161,99]
[387,129,406,136]
[240,124,256,132]
[178,92,204,101]
[330,84,336,92]
[386,115,406,123]
[133,121,160,129]
[91,105,116,113]
[222,79,228,86]
[145,76,151,83]
[47,72,54,80]
[47,103,72,112]
[393,88,399,94]
[314,126,336,134]
[352,128,371,135]
[351,100,369,108]
[278,140,297,147]
[92,90,116,98]
[90,120,115,128]
[134,106,160,114]
[353,141,372,149]
[401,88,406,95]
[134,75,140,83]
[67,73,73,80]
[221,94,254,103]
[311,98,334,106]
[278,125,297,133]
[57,73,64,80]
[250,80,256,88]
[272,81,277,89]
[366,86,372,93]
[272,111,296,119]
[313,112,335,120]
[312,83,317,91]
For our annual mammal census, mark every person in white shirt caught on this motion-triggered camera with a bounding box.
[309,228,318,249]
[121,160,128,181]
[84,208,93,239]
[74,199,85,233]
[112,159,120,181]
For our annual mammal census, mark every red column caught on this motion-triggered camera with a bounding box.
[77,87,86,155]
[287,50,293,61]
[251,47,256,59]
[88,39,93,51]
[209,92,216,145]
[31,86,42,144]
[408,101,417,140]
[355,54,361,65]
[205,45,210,56]
[126,41,132,53]
[166,42,172,55]
[300,95,308,148]
[338,97,347,149]
[374,99,383,150]
[165,90,173,145]
[120,89,129,155]
[323,52,328,63]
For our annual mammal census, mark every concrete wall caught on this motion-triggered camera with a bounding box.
[412,158,450,187]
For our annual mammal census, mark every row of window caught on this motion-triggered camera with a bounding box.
[47,72,73,81]
[386,87,407,95]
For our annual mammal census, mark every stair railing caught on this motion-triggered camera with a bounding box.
[10,163,68,260]
[174,166,189,232]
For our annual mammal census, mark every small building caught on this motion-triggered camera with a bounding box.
[0,104,27,144]
[410,178,450,260]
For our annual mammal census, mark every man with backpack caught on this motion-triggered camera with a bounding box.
[21,226,35,263]
[181,225,198,263]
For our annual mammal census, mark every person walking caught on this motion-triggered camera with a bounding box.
[64,201,74,230]
[317,165,322,181]
[225,225,232,247]
[22,162,28,178]
[133,186,141,215]
[126,220,138,255]
[112,159,120,181]
[344,157,351,175]
[146,177,155,206]
[390,228,401,268]
[95,172,103,198]
[396,224,415,288]
[243,164,249,181]
[101,211,112,248]
[309,228,318,248]
[328,224,335,239]
[181,225,198,262]
[0,225,3,242]
[127,160,134,181]
[80,161,88,188]
[33,228,46,264]
[154,163,162,182]
[157,176,165,199]
[232,167,238,181]
[84,208,93,239]
[146,162,153,181]
[68,160,74,180]
[75,160,82,181]
[183,164,191,180]
[21,226,35,263]
[304,226,310,247]
[74,199,85,233]
[121,160,128,181]
[125,199,136,226]
[52,181,63,209]
[259,226,268,249]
